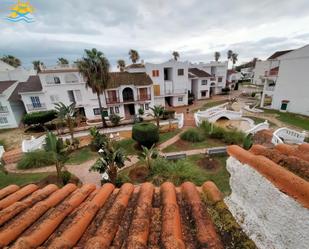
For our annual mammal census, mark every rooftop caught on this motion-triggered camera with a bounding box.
[0,180,255,248]
[267,50,294,60]
[125,63,145,69]
[0,80,16,94]
[188,68,212,78]
[107,72,153,88]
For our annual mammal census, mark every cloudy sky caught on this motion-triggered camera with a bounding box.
[1,0,309,69]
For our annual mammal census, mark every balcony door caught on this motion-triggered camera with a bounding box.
[139,88,148,100]
[30,96,41,108]
[123,87,134,102]
[107,90,118,103]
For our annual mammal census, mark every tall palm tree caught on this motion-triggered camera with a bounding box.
[150,105,164,128]
[227,50,233,60]
[44,132,68,180]
[54,102,76,141]
[232,53,238,68]
[128,49,140,64]
[77,48,110,128]
[117,59,126,72]
[214,51,221,62]
[32,60,45,73]
[1,55,21,68]
[57,58,69,65]
[172,51,180,61]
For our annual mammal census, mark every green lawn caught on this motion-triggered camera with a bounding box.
[0,171,50,188]
[262,109,309,130]
[66,147,98,165]
[158,129,181,144]
[192,100,228,112]
[162,137,224,153]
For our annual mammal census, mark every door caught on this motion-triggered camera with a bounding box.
[107,90,117,103]
[139,88,148,100]
[281,102,288,111]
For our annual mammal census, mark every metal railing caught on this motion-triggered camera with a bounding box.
[137,94,151,101]
[106,97,120,104]
[0,106,9,113]
[26,103,47,111]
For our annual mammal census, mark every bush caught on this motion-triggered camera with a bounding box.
[60,170,71,185]
[162,110,176,120]
[132,122,159,148]
[109,114,121,126]
[243,135,253,149]
[89,127,107,151]
[251,92,256,97]
[17,150,56,169]
[23,110,57,126]
[180,128,205,142]
[221,87,231,95]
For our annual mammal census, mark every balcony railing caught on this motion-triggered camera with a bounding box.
[137,94,151,101]
[123,96,135,103]
[0,106,9,113]
[26,103,47,111]
[106,97,120,104]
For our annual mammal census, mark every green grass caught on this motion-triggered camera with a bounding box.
[158,129,181,144]
[0,170,50,188]
[192,100,228,112]
[262,109,309,130]
[66,147,98,165]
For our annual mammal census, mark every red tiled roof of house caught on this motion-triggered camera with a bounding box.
[267,50,294,60]
[0,80,16,94]
[189,68,212,78]
[0,180,246,248]
[227,145,309,209]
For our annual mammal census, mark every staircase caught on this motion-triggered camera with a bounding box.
[2,148,24,164]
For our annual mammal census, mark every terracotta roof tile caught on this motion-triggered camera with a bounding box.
[106,72,153,89]
[189,68,212,78]
[0,181,249,248]
[227,145,309,209]
[0,80,16,94]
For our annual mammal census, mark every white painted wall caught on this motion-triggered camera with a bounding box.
[253,60,271,85]
[225,156,309,249]
[191,78,210,99]
[0,67,35,82]
[271,45,309,115]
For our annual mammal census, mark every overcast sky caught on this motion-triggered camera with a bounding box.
[1,0,309,69]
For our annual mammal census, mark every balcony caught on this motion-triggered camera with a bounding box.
[106,97,120,104]
[26,103,47,111]
[0,106,9,113]
[137,94,151,101]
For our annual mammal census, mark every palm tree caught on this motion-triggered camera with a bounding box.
[227,50,233,60]
[117,59,126,72]
[57,58,69,65]
[54,102,76,141]
[90,138,128,184]
[139,145,158,170]
[172,51,180,61]
[150,105,164,128]
[44,132,68,180]
[1,55,21,68]
[128,49,140,64]
[77,48,110,128]
[32,60,45,73]
[232,53,238,68]
[214,52,221,62]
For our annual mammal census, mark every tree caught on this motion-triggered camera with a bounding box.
[44,132,68,181]
[1,55,21,68]
[57,58,69,65]
[227,50,233,60]
[77,48,110,128]
[90,138,128,184]
[128,49,140,64]
[172,51,180,61]
[117,59,126,72]
[54,102,76,141]
[232,53,238,68]
[214,51,221,62]
[32,60,45,73]
[139,145,158,170]
[149,105,164,128]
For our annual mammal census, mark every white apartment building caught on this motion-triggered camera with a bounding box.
[190,61,228,95]
[189,68,212,100]
[226,69,241,89]
[260,45,309,116]
[17,65,154,121]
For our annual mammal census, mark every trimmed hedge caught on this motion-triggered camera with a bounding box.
[23,110,57,126]
[180,128,205,142]
[17,150,56,169]
[132,122,159,148]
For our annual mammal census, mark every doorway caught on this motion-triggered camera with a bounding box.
[124,104,135,119]
[165,96,172,107]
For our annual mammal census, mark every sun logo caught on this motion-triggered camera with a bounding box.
[7,0,35,23]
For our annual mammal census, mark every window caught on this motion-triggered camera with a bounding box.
[115,106,119,114]
[30,96,41,108]
[201,90,208,97]
[65,74,79,83]
[201,80,207,85]
[67,90,75,103]
[94,108,108,117]
[218,77,223,83]
[0,117,8,124]
[178,69,184,76]
[145,103,149,110]
[110,107,114,115]
[178,97,183,102]
[152,70,159,77]
[50,95,59,103]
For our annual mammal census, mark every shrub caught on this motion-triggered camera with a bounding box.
[180,128,205,142]
[251,92,256,97]
[23,110,57,126]
[243,135,253,149]
[138,108,144,116]
[17,150,56,169]
[132,122,159,148]
[162,110,176,120]
[89,127,107,151]
[221,87,231,95]
[109,114,121,126]
[60,170,71,185]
